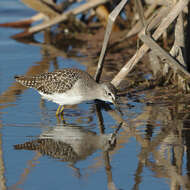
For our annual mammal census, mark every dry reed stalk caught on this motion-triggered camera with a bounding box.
[111,0,190,87]
[94,0,128,82]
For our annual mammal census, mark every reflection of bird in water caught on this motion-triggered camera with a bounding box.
[14,124,117,177]
[15,68,117,115]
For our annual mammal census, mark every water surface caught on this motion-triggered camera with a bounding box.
[0,1,190,190]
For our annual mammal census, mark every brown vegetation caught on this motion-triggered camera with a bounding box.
[1,0,190,93]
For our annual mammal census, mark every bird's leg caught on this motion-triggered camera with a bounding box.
[56,105,62,115]
[60,105,64,114]
[56,105,65,124]
[68,163,81,178]
[56,114,65,124]
[56,105,64,115]
[60,114,65,122]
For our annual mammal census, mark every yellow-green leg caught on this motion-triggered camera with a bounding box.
[56,105,61,115]
[56,105,64,116]
[56,105,65,124]
[60,105,64,114]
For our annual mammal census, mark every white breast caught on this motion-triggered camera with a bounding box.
[39,91,84,105]
[38,79,96,105]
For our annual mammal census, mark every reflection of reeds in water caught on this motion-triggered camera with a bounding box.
[128,89,190,190]
[7,82,190,190]
[11,105,119,189]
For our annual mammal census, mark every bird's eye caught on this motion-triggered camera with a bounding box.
[108,92,112,96]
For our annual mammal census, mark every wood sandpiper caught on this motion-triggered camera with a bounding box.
[15,68,117,115]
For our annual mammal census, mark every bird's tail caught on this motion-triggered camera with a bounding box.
[14,140,39,150]
[15,75,38,88]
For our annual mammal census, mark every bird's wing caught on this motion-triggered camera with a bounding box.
[35,69,81,94]
[15,68,90,94]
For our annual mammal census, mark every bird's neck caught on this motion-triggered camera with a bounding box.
[84,83,103,100]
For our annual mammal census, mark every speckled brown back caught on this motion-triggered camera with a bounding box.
[15,68,96,94]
